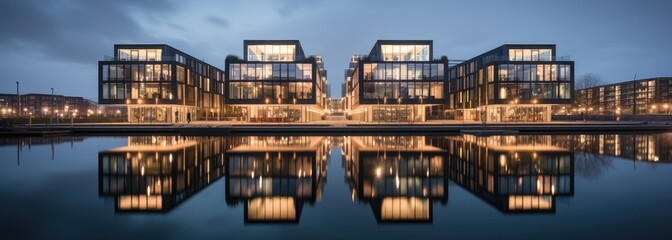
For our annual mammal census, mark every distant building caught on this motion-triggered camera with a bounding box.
[98,44,225,123]
[225,40,328,122]
[573,77,672,115]
[0,93,96,118]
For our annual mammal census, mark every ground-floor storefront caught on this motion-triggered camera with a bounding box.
[127,105,221,123]
[455,104,553,122]
[229,105,324,123]
[348,105,429,122]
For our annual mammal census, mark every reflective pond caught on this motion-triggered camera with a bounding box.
[1,134,672,239]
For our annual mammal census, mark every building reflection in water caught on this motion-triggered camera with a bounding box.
[95,133,672,219]
[434,135,574,213]
[224,136,329,223]
[98,136,231,212]
[554,134,672,163]
[342,136,448,223]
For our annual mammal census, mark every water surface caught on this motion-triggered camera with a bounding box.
[1,134,671,239]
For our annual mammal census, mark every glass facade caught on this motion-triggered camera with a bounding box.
[380,45,430,61]
[508,49,552,61]
[345,41,446,122]
[99,45,226,123]
[447,45,574,122]
[228,63,312,81]
[247,45,296,62]
[117,49,163,61]
[226,41,326,122]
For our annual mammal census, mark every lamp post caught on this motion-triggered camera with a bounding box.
[277,95,282,125]
[28,112,32,128]
[419,96,423,123]
[384,95,388,122]
[293,97,297,123]
[16,81,20,118]
[51,88,54,125]
[664,104,669,114]
[153,98,158,124]
[376,96,380,125]
[264,98,269,124]
[397,97,401,124]
[532,99,538,122]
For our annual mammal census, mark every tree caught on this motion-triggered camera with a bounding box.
[574,73,604,115]
[576,73,603,90]
[225,54,240,62]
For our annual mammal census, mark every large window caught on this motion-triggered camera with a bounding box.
[498,64,570,82]
[380,45,429,61]
[499,82,571,100]
[229,63,312,81]
[117,49,162,61]
[508,49,552,61]
[103,64,173,82]
[362,63,444,80]
[247,45,296,61]
[229,82,313,100]
[362,82,441,100]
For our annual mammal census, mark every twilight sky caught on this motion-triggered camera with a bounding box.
[1,0,670,100]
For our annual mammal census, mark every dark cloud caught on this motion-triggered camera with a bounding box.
[206,16,230,28]
[0,0,175,64]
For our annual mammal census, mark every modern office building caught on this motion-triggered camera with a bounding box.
[98,44,225,123]
[344,40,448,122]
[0,93,96,118]
[573,77,672,115]
[225,40,328,122]
[447,44,574,122]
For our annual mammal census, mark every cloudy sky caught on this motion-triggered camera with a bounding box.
[1,0,670,100]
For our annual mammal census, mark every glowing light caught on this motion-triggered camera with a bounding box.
[376,167,382,177]
[146,186,151,196]
[141,166,145,176]
[395,174,400,189]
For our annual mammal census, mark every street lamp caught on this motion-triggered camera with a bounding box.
[264,98,269,124]
[51,87,54,125]
[664,104,669,114]
[376,96,381,125]
[532,99,538,122]
[419,96,423,123]
[384,95,388,122]
[293,97,297,123]
[397,97,401,124]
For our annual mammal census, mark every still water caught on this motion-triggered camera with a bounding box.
[1,134,672,239]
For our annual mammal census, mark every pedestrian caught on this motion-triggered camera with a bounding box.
[175,111,179,123]
[187,112,191,124]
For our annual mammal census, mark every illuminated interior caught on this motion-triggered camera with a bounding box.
[380,45,430,61]
[247,45,297,62]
